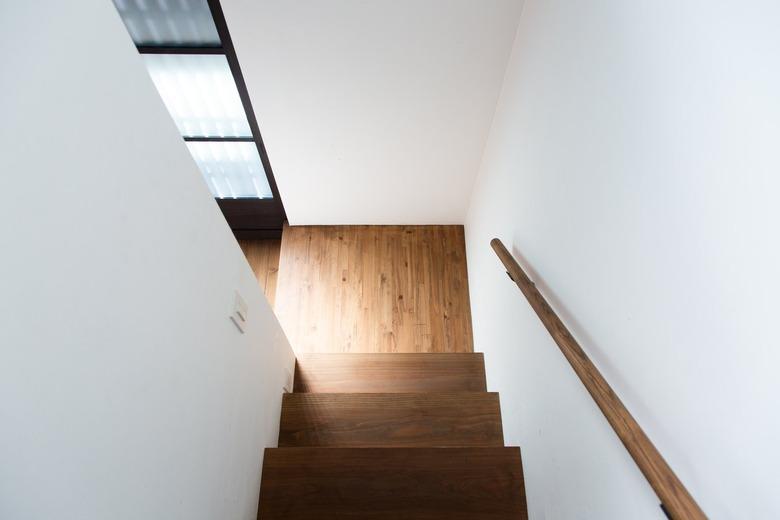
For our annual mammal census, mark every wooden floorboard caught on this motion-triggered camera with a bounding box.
[279,392,503,447]
[239,239,281,307]
[259,447,527,520]
[294,353,487,393]
[274,225,473,353]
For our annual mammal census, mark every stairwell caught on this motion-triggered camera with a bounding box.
[259,358,527,518]
[245,227,528,519]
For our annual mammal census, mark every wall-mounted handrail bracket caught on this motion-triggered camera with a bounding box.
[490,237,707,520]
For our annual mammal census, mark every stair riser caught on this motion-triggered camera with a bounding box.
[279,393,504,447]
[294,353,487,393]
[259,447,527,520]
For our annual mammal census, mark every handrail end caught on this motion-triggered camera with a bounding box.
[490,237,505,251]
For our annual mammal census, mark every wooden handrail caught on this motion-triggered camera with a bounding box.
[491,238,706,520]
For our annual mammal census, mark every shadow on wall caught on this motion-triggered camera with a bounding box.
[506,237,693,479]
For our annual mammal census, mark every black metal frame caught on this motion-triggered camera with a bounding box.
[135,0,286,234]
[183,136,254,142]
[136,45,223,55]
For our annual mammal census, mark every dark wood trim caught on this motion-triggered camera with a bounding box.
[231,228,283,240]
[206,0,287,225]
[183,136,254,142]
[216,198,285,232]
[490,238,706,520]
[136,45,224,55]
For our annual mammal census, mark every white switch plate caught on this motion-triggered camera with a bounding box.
[230,291,248,333]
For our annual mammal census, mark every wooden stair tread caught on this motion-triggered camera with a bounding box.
[279,392,504,447]
[259,447,527,520]
[294,353,487,393]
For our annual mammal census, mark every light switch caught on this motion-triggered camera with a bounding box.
[230,290,248,333]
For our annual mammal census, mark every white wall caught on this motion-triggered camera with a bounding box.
[466,1,780,518]
[222,0,523,225]
[0,2,294,519]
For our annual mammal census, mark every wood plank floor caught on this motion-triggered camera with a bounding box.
[239,239,281,306]
[274,225,474,353]
[279,392,504,447]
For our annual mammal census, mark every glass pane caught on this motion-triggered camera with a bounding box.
[186,141,272,199]
[112,0,221,46]
[142,54,251,138]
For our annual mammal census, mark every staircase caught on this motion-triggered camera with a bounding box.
[258,353,528,519]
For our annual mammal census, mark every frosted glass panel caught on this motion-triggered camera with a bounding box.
[142,54,251,138]
[112,0,221,46]
[186,142,272,199]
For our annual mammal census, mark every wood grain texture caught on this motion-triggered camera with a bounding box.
[279,392,503,447]
[259,447,527,520]
[274,225,473,353]
[294,353,487,393]
[491,238,706,520]
[239,239,281,307]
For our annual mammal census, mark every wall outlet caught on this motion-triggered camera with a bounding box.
[230,291,248,333]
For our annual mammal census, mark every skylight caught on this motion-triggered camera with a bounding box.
[142,54,251,138]
[186,141,272,199]
[112,0,273,201]
[112,0,221,47]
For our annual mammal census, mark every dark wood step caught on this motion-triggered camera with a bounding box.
[279,392,503,447]
[294,353,487,393]
[259,447,527,519]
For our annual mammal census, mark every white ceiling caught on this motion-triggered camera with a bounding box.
[222,0,523,224]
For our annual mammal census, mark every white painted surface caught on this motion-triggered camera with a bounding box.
[465,1,780,518]
[0,2,294,519]
[222,0,523,224]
